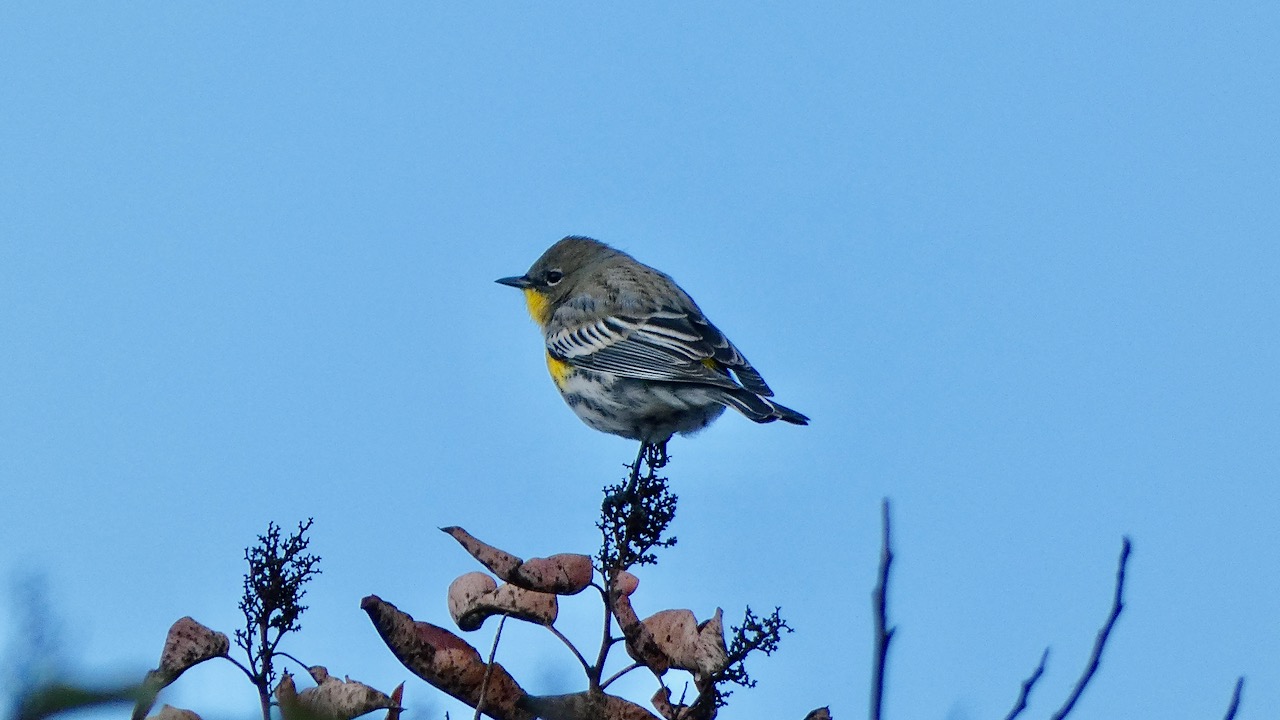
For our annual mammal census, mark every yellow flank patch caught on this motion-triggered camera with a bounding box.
[701,358,720,371]
[522,288,553,326]
[545,352,572,388]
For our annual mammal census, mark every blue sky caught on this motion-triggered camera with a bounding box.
[1,3,1277,719]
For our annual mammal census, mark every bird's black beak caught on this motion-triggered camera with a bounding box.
[495,275,533,289]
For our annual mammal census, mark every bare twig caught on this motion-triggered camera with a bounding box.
[275,651,311,674]
[599,661,643,689]
[472,615,506,720]
[224,655,256,683]
[1002,648,1049,720]
[1048,537,1131,720]
[626,443,647,493]
[589,582,614,690]
[1222,676,1244,720]
[543,623,592,674]
[871,499,894,720]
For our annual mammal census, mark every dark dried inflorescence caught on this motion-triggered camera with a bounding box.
[235,519,321,708]
[597,443,678,571]
[700,607,792,712]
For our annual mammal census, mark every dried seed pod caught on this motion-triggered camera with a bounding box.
[612,571,640,597]
[278,666,398,720]
[158,617,230,677]
[448,572,558,631]
[512,554,594,595]
[641,608,729,679]
[446,572,497,625]
[606,572,668,675]
[275,672,300,716]
[361,595,533,720]
[441,527,593,595]
[132,618,230,720]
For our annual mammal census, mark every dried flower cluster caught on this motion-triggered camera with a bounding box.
[127,520,403,720]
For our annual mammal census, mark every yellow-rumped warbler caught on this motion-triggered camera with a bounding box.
[497,236,808,453]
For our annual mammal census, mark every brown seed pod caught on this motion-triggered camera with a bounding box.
[441,527,593,595]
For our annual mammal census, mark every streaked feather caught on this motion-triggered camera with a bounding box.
[547,307,774,395]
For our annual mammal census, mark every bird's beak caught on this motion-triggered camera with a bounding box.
[495,275,533,289]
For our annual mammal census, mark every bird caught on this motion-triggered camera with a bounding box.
[496,236,807,463]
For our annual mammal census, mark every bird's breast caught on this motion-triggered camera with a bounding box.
[545,352,572,389]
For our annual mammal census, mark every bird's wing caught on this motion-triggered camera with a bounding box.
[546,308,774,395]
[681,312,774,396]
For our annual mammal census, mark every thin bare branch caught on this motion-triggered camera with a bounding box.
[589,579,614,690]
[1002,648,1049,720]
[599,661,643,689]
[472,615,507,720]
[1222,676,1244,720]
[1049,537,1131,720]
[871,498,895,720]
[275,651,311,675]
[543,623,592,673]
[224,655,257,684]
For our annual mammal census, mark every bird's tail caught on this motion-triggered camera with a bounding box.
[715,388,809,426]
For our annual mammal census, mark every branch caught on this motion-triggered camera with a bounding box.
[599,661,643,689]
[1048,537,1131,720]
[543,624,591,675]
[1002,648,1048,720]
[275,651,311,674]
[1222,676,1244,720]
[590,581,613,689]
[870,498,894,720]
[473,615,507,720]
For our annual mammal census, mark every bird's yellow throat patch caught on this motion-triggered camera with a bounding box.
[545,352,571,388]
[522,288,553,326]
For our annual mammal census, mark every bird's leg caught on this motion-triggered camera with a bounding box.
[621,443,656,542]
[632,443,648,484]
[605,441,671,512]
[624,442,652,498]
[650,440,669,470]
[604,442,650,510]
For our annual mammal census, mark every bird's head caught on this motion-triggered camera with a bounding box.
[496,236,620,325]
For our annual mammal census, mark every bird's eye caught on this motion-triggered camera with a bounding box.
[545,269,564,285]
